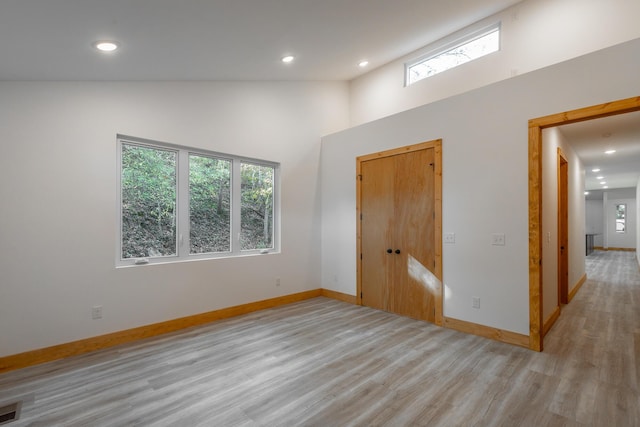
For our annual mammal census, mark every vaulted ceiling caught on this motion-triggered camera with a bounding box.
[0,0,521,81]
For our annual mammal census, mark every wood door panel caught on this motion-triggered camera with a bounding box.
[393,148,435,322]
[361,156,395,311]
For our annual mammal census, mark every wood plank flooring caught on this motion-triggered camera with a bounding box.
[1,250,638,426]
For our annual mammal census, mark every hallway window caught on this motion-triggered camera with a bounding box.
[615,203,626,232]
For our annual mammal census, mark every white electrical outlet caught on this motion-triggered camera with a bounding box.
[444,233,456,244]
[491,233,506,246]
[91,305,103,320]
[472,297,480,309]
[275,277,281,287]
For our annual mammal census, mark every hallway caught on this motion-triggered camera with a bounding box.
[539,249,640,425]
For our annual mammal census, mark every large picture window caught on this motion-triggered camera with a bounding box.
[117,136,279,266]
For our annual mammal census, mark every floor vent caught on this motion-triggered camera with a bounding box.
[0,401,21,425]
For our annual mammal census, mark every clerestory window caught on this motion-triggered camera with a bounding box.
[406,23,500,86]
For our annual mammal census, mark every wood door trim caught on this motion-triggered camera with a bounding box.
[356,139,443,326]
[528,95,640,352]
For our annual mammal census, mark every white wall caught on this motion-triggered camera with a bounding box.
[586,199,604,247]
[541,127,585,321]
[321,38,640,336]
[0,81,349,357]
[349,0,640,126]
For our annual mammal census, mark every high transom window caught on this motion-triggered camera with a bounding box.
[406,23,500,86]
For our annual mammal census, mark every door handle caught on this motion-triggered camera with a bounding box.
[387,249,393,254]
[395,249,401,254]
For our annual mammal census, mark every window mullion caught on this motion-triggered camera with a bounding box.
[177,150,190,258]
[231,158,242,254]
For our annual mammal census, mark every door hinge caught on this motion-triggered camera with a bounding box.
[360,292,363,299]
[360,213,363,220]
[358,174,362,181]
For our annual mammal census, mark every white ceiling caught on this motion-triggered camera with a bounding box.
[559,111,640,193]
[5,2,636,194]
[0,0,521,81]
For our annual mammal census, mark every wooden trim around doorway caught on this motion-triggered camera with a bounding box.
[528,96,640,352]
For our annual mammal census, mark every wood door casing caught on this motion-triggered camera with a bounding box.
[357,140,441,324]
[528,96,640,351]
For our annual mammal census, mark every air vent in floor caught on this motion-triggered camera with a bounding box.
[0,401,21,425]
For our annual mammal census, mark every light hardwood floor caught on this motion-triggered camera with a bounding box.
[1,250,638,426]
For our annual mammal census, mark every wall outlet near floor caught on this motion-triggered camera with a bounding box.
[444,233,456,244]
[91,305,103,320]
[275,277,281,287]
[472,297,480,309]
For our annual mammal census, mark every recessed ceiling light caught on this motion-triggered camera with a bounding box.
[603,186,609,189]
[358,60,369,68]
[592,168,600,172]
[605,149,616,154]
[600,181,606,185]
[93,41,119,52]
[584,191,589,195]
[596,176,604,180]
[282,55,295,63]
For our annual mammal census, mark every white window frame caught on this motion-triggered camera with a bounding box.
[116,135,280,267]
[615,203,626,233]
[405,22,501,87]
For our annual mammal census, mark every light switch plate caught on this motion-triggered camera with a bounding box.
[444,233,455,244]
[491,233,506,246]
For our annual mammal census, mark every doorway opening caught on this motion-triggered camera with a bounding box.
[557,149,569,305]
[528,96,640,351]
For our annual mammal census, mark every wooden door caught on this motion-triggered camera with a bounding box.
[360,155,395,312]
[558,150,569,304]
[358,141,441,324]
[392,148,436,320]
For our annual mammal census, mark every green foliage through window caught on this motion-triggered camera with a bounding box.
[189,155,231,253]
[241,163,274,250]
[118,137,278,265]
[121,144,176,258]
